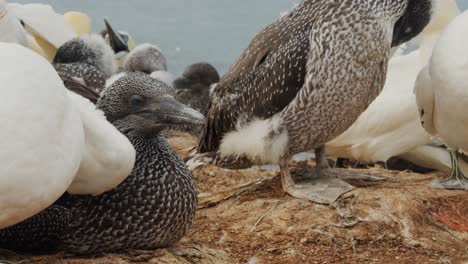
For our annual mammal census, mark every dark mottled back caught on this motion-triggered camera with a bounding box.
[197,1,317,152]
[53,34,116,98]
[197,0,432,156]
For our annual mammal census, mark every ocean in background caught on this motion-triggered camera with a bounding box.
[15,0,468,76]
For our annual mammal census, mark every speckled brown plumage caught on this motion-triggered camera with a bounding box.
[196,0,432,167]
[53,34,117,101]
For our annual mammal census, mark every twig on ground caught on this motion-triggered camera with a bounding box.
[198,178,269,209]
[250,201,279,232]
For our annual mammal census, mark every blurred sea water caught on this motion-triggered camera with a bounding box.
[14,0,468,76]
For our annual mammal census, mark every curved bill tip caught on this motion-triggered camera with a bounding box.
[104,17,129,53]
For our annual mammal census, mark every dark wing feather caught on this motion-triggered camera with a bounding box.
[54,62,107,94]
[62,79,100,103]
[197,7,315,153]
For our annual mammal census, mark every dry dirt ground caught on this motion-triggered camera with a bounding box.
[2,132,467,264]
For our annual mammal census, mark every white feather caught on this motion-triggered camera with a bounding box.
[0,0,28,46]
[66,92,136,195]
[219,116,288,164]
[416,10,468,151]
[0,43,83,228]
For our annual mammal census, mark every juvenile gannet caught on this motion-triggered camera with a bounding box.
[53,34,117,102]
[121,43,174,86]
[174,62,220,116]
[190,0,433,204]
[102,18,136,66]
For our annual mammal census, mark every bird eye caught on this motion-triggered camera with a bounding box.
[129,95,145,107]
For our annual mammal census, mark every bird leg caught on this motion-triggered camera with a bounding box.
[432,150,468,190]
[309,146,387,182]
[279,149,354,205]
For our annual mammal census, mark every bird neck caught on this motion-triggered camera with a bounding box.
[419,1,460,62]
[123,129,194,185]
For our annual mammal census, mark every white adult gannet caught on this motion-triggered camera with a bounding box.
[0,0,27,45]
[0,0,49,57]
[414,10,468,190]
[326,0,459,164]
[0,43,82,229]
[64,11,91,36]
[7,1,76,60]
[0,43,135,228]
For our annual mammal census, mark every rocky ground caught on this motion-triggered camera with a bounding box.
[1,132,467,264]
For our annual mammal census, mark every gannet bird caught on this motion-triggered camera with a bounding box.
[0,43,82,229]
[64,11,91,36]
[102,18,136,66]
[190,0,433,204]
[174,62,220,115]
[123,43,168,73]
[414,10,468,190]
[0,0,27,45]
[0,43,134,230]
[121,43,174,86]
[326,0,459,164]
[0,0,48,58]
[7,1,76,61]
[53,34,117,102]
[0,73,203,254]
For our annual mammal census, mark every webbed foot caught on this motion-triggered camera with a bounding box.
[432,150,468,190]
[283,176,354,204]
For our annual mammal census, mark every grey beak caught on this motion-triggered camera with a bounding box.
[104,18,129,53]
[147,96,205,128]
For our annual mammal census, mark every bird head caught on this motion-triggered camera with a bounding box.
[98,72,205,136]
[53,34,117,77]
[123,43,168,74]
[392,0,434,47]
[174,62,220,91]
[102,18,136,66]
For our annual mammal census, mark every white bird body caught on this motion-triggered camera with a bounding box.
[0,43,136,228]
[67,91,136,195]
[0,43,83,229]
[326,0,460,163]
[0,0,27,45]
[415,10,468,151]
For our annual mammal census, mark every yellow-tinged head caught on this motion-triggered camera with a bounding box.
[64,11,91,36]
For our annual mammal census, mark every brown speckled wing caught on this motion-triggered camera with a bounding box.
[54,62,107,95]
[62,78,100,104]
[198,5,317,153]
